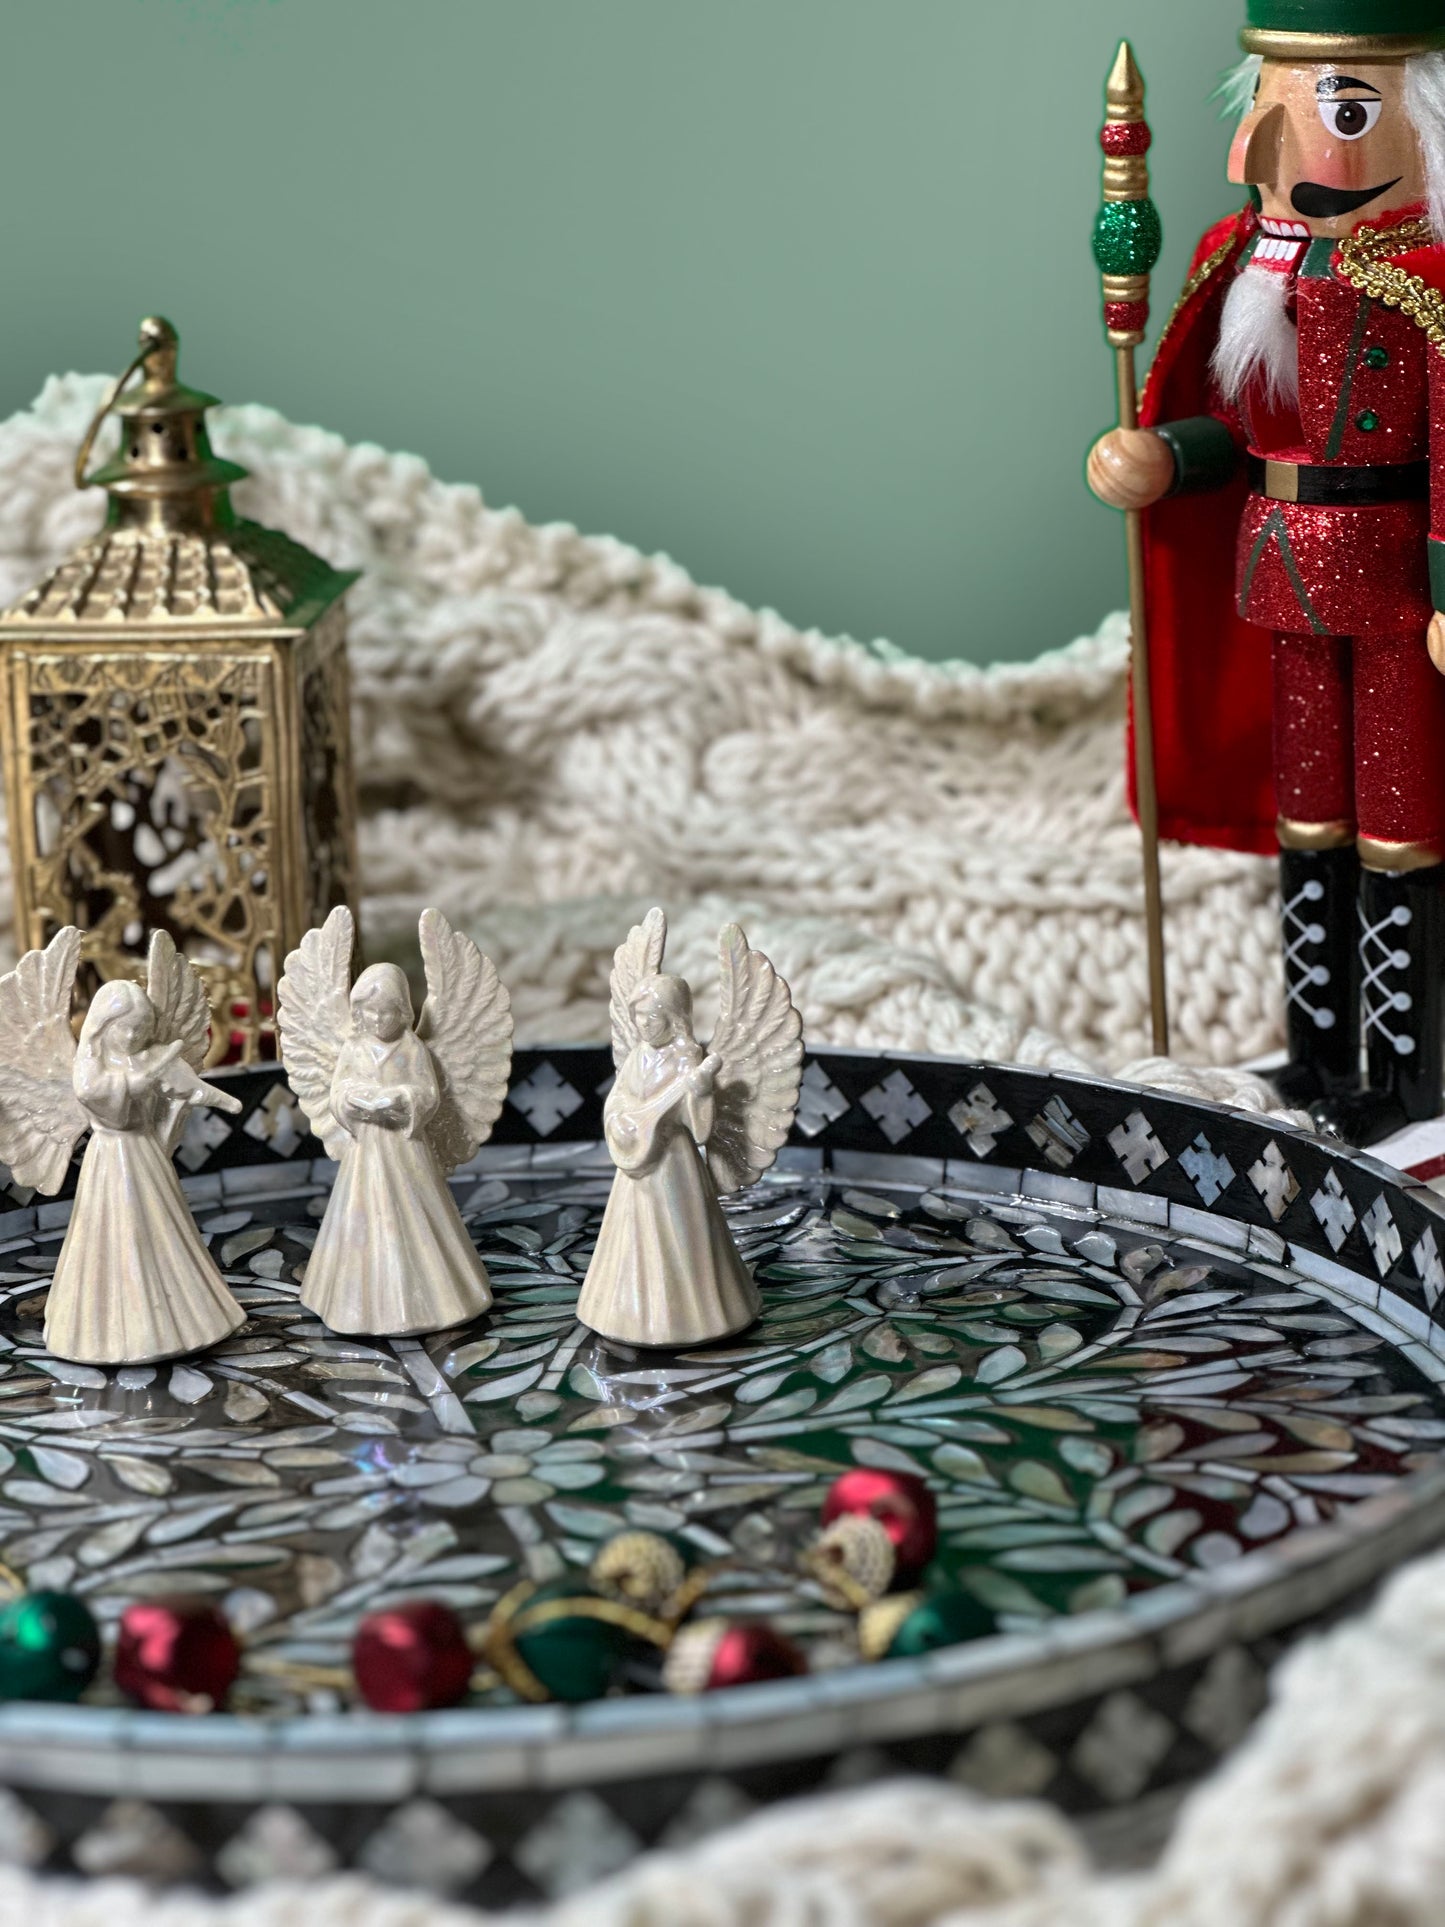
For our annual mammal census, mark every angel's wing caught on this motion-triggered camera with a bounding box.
[416,908,514,1175]
[608,907,667,1069]
[0,928,87,1194]
[276,906,356,1160]
[705,923,803,1197]
[145,930,210,1070]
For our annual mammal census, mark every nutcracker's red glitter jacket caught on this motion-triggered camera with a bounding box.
[1135,201,1445,856]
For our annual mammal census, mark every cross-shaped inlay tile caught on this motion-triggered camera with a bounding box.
[508,1062,585,1137]
[1179,1132,1235,1207]
[1414,1225,1445,1310]
[176,1105,235,1173]
[1310,1168,1357,1252]
[859,1070,930,1146]
[242,1083,307,1160]
[795,1061,849,1138]
[1107,1109,1167,1185]
[1025,1096,1089,1170]
[948,1082,1012,1158]
[1247,1140,1299,1222]
[1360,1194,1403,1277]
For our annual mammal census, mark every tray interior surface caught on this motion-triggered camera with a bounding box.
[0,1139,1438,1723]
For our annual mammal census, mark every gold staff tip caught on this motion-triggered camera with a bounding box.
[1106,39,1145,120]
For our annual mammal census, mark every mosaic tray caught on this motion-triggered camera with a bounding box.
[0,1047,1443,1904]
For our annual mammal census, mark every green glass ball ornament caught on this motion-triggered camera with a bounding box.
[884,1589,994,1659]
[512,1581,629,1704]
[1091,199,1163,278]
[0,1590,101,1702]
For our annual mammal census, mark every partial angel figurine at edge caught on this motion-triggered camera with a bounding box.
[277,906,513,1337]
[0,927,245,1367]
[577,908,804,1349]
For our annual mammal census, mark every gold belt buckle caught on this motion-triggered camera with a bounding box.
[1262,459,1300,503]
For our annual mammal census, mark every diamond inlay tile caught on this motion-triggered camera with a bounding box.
[949,1720,1058,1798]
[795,1061,849,1139]
[1248,1141,1300,1222]
[1181,1646,1267,1755]
[358,1799,492,1895]
[1108,1109,1167,1184]
[1361,1195,1403,1278]
[514,1791,641,1899]
[217,1806,337,1887]
[1025,1095,1089,1170]
[508,1063,585,1137]
[948,1082,1012,1158]
[1310,1169,1357,1252]
[1179,1133,1235,1208]
[1416,1226,1445,1310]
[859,1069,930,1145]
[72,1799,200,1881]
[1069,1690,1175,1804]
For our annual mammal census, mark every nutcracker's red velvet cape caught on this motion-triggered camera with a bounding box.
[1134,206,1276,854]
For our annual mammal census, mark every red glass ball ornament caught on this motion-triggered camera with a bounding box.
[821,1469,937,1584]
[707,1622,807,1690]
[352,1600,473,1713]
[115,1596,241,1714]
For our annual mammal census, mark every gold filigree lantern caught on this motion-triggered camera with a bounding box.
[0,316,359,1061]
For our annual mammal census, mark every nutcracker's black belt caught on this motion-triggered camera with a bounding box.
[1248,454,1429,506]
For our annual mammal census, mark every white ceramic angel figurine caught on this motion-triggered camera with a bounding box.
[576,908,803,1348]
[277,906,513,1336]
[0,926,246,1366]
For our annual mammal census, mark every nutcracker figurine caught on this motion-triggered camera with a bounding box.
[1088,1,1445,1144]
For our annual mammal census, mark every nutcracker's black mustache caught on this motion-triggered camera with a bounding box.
[1291,177,1401,218]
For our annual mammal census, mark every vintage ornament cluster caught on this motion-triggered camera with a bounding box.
[0,1469,990,1715]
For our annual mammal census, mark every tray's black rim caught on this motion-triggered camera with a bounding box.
[0,1048,1440,1799]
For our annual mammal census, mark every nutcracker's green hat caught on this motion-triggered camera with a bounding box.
[1243,0,1445,57]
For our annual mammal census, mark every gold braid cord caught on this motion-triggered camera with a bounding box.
[1336,218,1445,351]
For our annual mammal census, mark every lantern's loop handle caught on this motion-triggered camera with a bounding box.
[73,345,150,491]
[73,319,179,491]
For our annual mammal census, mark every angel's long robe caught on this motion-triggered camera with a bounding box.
[44,1063,245,1366]
[576,1041,759,1347]
[302,1028,492,1335]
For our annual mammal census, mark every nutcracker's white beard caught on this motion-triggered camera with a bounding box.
[1211,261,1299,412]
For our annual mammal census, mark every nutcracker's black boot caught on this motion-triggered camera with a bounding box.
[1270,847,1361,1107]
[1314,864,1445,1146]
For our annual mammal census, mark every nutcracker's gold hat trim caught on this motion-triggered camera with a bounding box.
[1242,0,1445,57]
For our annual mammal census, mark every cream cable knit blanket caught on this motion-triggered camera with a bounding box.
[0,375,1281,1081]
[0,380,1350,1926]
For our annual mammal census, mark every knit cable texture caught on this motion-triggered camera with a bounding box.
[0,375,1281,1078]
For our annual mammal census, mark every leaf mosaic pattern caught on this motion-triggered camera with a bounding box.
[0,1154,1439,1715]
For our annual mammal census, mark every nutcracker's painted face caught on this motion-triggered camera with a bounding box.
[1228,58,1427,236]
[351,963,413,1044]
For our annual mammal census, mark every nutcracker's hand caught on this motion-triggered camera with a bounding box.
[1429,612,1445,677]
[1087,429,1175,512]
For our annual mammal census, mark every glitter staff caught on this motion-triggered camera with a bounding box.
[1091,41,1169,1056]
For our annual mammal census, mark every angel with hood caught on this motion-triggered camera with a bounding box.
[0,926,246,1366]
[577,908,803,1348]
[277,906,513,1336]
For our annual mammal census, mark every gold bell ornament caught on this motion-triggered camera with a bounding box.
[0,317,359,1061]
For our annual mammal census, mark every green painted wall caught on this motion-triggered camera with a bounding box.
[0,0,1246,663]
